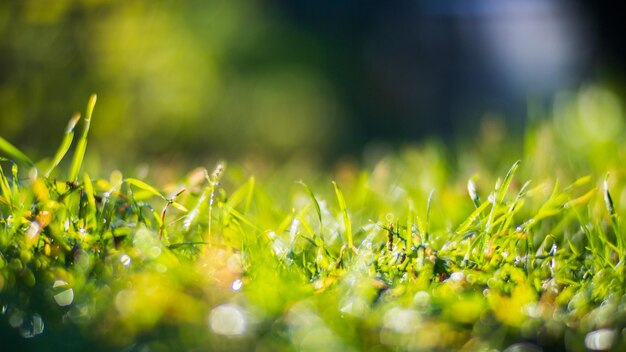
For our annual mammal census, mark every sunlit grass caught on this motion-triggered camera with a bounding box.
[1,88,626,351]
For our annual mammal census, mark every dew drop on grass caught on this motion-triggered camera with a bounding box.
[155,263,167,273]
[449,272,465,282]
[9,309,24,328]
[148,246,162,259]
[25,221,40,241]
[339,296,368,317]
[120,254,131,267]
[413,291,430,311]
[53,280,74,306]
[383,307,420,333]
[20,313,44,338]
[502,342,541,352]
[585,329,616,351]
[231,279,243,291]
[208,303,246,336]
[271,237,288,257]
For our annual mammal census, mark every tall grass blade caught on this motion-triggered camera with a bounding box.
[300,181,323,232]
[69,94,97,181]
[244,176,255,214]
[496,160,520,204]
[456,200,490,237]
[83,173,97,227]
[407,200,414,250]
[45,113,81,178]
[426,189,435,232]
[0,137,33,166]
[603,176,617,226]
[603,175,623,254]
[0,163,13,206]
[332,181,353,249]
[184,186,209,231]
[486,161,520,233]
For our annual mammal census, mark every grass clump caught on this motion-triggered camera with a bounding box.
[1,89,626,351]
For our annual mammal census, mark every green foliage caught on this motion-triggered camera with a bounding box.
[1,92,626,351]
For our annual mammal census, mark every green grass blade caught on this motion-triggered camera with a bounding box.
[486,161,520,234]
[603,176,617,225]
[184,186,210,231]
[299,181,323,232]
[406,200,414,251]
[170,201,188,212]
[69,94,97,181]
[426,189,435,233]
[455,200,490,237]
[126,178,165,200]
[244,176,255,215]
[603,175,623,254]
[83,173,97,227]
[45,113,81,178]
[0,163,13,206]
[0,136,33,166]
[496,160,520,204]
[332,181,353,249]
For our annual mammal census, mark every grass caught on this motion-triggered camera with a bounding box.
[1,88,626,351]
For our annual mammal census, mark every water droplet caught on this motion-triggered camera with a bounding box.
[9,309,24,328]
[115,289,135,316]
[25,222,40,241]
[289,218,300,240]
[339,296,368,317]
[155,264,167,273]
[525,303,541,318]
[383,307,420,333]
[449,272,465,282]
[503,342,541,352]
[53,280,74,306]
[208,303,246,336]
[120,254,131,267]
[231,279,243,291]
[148,246,162,259]
[19,313,44,338]
[272,238,288,257]
[549,243,557,255]
[413,291,430,308]
[585,329,616,351]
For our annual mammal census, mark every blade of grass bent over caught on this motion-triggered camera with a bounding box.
[0,137,33,166]
[45,113,81,178]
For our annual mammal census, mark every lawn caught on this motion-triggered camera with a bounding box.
[1,90,625,351]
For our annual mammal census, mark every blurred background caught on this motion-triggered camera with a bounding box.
[0,0,624,172]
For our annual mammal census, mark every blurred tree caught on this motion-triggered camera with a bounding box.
[0,0,343,167]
